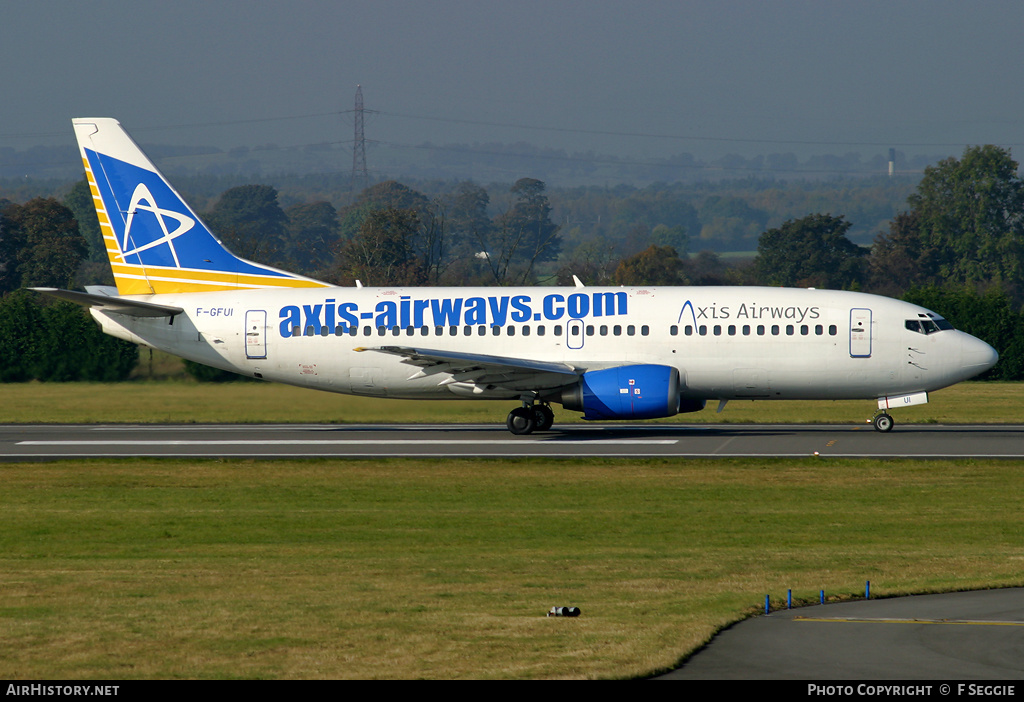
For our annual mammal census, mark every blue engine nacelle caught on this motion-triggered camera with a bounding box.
[559,364,695,420]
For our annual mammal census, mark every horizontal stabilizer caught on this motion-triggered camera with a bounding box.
[30,287,183,318]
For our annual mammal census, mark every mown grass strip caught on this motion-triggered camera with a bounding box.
[1,457,1022,679]
[2,380,1022,425]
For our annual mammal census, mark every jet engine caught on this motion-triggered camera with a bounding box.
[559,364,703,420]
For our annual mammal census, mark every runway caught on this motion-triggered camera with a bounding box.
[4,422,1024,459]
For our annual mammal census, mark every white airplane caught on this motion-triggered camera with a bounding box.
[36,118,999,434]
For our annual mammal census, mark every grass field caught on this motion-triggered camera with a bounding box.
[2,457,1023,679]
[2,379,1023,425]
[2,380,1023,679]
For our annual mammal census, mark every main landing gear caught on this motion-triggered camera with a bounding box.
[871,411,894,433]
[507,402,554,435]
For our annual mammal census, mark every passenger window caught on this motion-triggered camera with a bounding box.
[742,325,751,336]
[508,326,515,336]
[685,325,693,336]
[800,325,809,335]
[670,325,678,336]
[713,325,721,336]
[523,326,531,337]
[727,325,736,336]
[641,325,649,336]
[757,325,765,336]
[627,325,636,336]
[771,325,780,335]
[815,324,823,335]
[786,325,795,336]
[829,325,837,336]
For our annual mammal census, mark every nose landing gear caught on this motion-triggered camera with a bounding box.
[871,411,894,432]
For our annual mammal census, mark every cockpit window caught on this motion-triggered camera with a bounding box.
[905,314,954,334]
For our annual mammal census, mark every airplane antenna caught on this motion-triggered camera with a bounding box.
[351,85,370,192]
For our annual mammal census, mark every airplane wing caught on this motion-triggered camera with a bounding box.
[355,345,581,392]
[30,287,184,318]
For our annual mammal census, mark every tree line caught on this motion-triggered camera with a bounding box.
[0,196,138,381]
[203,177,563,288]
[1,144,1023,381]
[748,145,1024,380]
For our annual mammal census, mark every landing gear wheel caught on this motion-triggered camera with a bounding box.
[873,413,894,433]
[507,407,536,435]
[532,405,555,432]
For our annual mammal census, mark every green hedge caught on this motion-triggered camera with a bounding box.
[0,291,138,382]
[902,286,1024,380]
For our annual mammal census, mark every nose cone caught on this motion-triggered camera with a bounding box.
[960,333,999,378]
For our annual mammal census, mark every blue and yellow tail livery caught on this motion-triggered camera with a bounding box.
[73,118,328,295]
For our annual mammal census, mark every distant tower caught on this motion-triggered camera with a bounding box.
[888,148,896,179]
[351,85,369,191]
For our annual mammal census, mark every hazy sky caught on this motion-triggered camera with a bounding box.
[3,0,1023,165]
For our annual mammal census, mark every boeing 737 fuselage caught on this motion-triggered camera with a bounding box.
[35,119,999,434]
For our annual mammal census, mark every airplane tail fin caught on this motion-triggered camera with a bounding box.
[72,118,329,295]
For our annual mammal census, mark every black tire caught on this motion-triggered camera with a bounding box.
[874,413,894,432]
[507,407,536,435]
[532,405,555,432]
